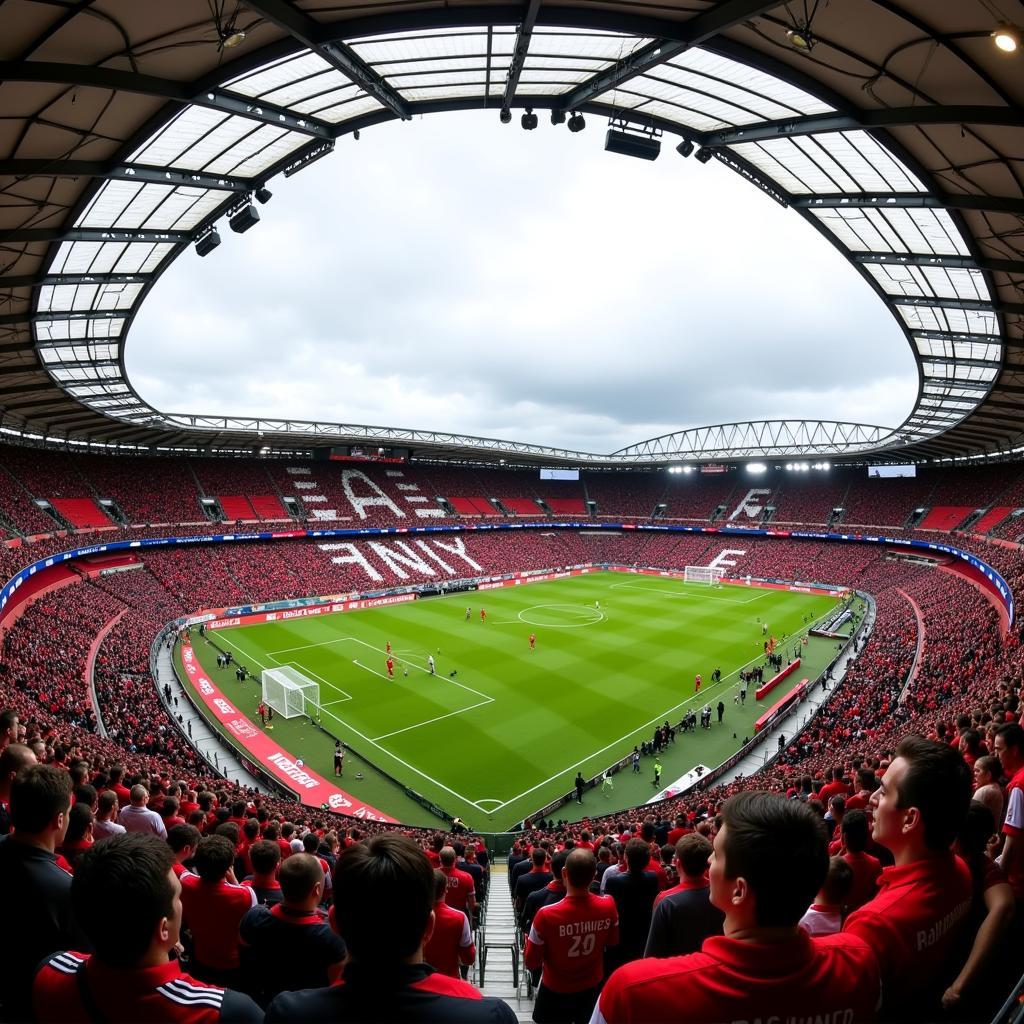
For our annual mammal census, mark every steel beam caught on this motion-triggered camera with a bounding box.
[502,0,542,110]
[0,62,335,140]
[850,251,1024,276]
[702,106,1024,148]
[892,295,1022,316]
[795,193,1024,215]
[0,227,191,245]
[0,272,150,290]
[911,330,1004,345]
[557,0,781,112]
[241,0,410,120]
[0,159,250,192]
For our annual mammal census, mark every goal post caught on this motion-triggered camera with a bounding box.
[262,666,320,720]
[684,565,726,586]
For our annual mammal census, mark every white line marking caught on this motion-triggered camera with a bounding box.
[609,582,766,604]
[353,659,390,680]
[516,604,606,628]
[372,697,494,741]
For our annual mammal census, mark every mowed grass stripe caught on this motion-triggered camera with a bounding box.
[210,574,838,828]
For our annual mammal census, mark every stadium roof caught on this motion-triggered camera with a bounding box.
[0,0,1022,465]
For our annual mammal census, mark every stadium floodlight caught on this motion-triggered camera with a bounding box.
[747,462,767,474]
[194,229,221,258]
[229,203,260,234]
[567,112,586,133]
[550,109,566,125]
[255,187,273,205]
[682,466,693,474]
[786,24,815,51]
[521,108,539,130]
[992,23,1020,52]
[499,107,512,124]
[676,138,695,158]
[694,147,715,164]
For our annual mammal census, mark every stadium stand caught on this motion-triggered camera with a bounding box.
[918,506,975,532]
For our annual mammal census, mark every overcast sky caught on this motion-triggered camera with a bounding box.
[127,110,917,455]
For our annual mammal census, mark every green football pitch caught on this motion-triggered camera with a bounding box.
[188,573,842,831]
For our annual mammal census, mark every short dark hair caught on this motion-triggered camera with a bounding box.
[332,835,433,960]
[11,764,72,833]
[720,791,828,928]
[0,708,17,734]
[564,848,596,888]
[193,835,235,882]
[975,754,1001,779]
[996,723,1024,754]
[166,824,201,854]
[676,833,713,877]
[841,809,869,853]
[819,856,854,905]
[550,849,570,879]
[959,800,997,860]
[894,734,972,851]
[531,847,547,868]
[279,853,323,903]
[65,802,94,843]
[72,833,175,967]
[0,743,35,779]
[249,839,281,875]
[433,868,448,901]
[624,837,650,873]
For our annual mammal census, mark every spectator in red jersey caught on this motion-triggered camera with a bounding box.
[423,869,476,978]
[644,834,723,957]
[239,853,346,1007]
[993,724,1024,907]
[841,734,973,1021]
[440,845,477,918]
[180,834,257,986]
[798,856,853,936]
[591,791,880,1024]
[167,824,200,877]
[838,810,882,912]
[264,834,516,1023]
[107,765,131,808]
[845,767,878,811]
[525,848,618,1024]
[33,833,261,1023]
[942,801,1015,1019]
[242,839,283,906]
[0,764,81,1022]
[0,742,37,835]
[57,802,95,871]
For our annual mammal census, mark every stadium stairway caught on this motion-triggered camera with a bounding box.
[478,865,533,1022]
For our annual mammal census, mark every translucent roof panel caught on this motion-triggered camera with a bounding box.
[897,305,999,335]
[914,337,1001,362]
[37,282,145,314]
[865,264,990,302]
[39,343,120,363]
[224,52,335,97]
[34,317,126,343]
[350,29,492,65]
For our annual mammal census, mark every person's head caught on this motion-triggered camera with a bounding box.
[166,824,201,862]
[249,838,282,877]
[280,853,324,910]
[531,847,547,869]
[549,849,570,886]
[0,708,19,747]
[974,754,1001,789]
[129,784,149,807]
[856,767,877,794]
[193,834,235,882]
[624,837,651,874]
[955,800,998,863]
[439,846,456,868]
[214,821,240,846]
[870,734,972,856]
[710,791,827,930]
[840,809,870,854]
[0,743,37,795]
[332,834,434,963]
[675,833,713,879]
[64,802,94,844]
[816,856,854,908]
[563,848,596,893]
[11,764,73,845]
[994,723,1024,775]
[96,789,119,820]
[72,833,179,968]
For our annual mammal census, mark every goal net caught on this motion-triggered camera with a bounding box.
[684,565,726,586]
[262,666,320,720]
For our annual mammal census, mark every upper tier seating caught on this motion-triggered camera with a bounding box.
[217,495,256,521]
[919,506,974,531]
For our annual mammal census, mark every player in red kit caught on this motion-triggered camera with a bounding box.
[525,848,618,1024]
[694,674,701,694]
[480,608,486,623]
[529,634,536,650]
[591,791,880,1024]
[386,657,394,679]
[386,641,392,655]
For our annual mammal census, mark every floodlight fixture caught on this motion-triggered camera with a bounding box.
[229,203,260,234]
[220,27,246,49]
[682,466,693,474]
[786,25,815,51]
[255,187,273,205]
[550,109,566,125]
[521,108,539,130]
[992,23,1021,52]
[567,112,586,133]
[676,138,695,158]
[194,228,221,257]
[694,147,714,164]
[747,462,767,474]
[500,107,512,125]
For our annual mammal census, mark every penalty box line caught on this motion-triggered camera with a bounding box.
[488,602,840,814]
[215,632,488,812]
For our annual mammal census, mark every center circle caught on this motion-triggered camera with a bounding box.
[517,604,605,628]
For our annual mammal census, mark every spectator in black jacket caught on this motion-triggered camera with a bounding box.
[604,838,660,970]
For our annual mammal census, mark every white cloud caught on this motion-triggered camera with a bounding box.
[127,110,917,453]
